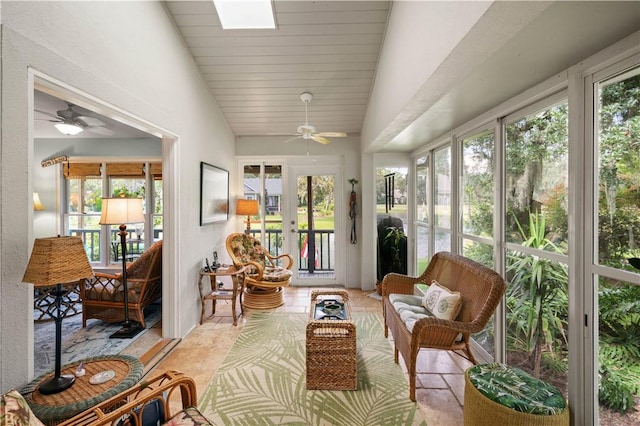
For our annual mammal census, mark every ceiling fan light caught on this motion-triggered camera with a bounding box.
[54,122,83,136]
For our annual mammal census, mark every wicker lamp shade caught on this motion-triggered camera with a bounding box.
[22,235,93,395]
[23,236,92,287]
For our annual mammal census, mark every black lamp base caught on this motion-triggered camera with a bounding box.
[109,321,144,339]
[39,374,75,395]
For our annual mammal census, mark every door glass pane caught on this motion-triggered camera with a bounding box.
[264,164,284,258]
[296,174,335,278]
[461,130,494,237]
[595,67,640,423]
[242,164,262,240]
[505,102,569,254]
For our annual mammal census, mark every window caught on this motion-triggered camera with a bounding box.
[64,161,162,265]
[504,99,569,395]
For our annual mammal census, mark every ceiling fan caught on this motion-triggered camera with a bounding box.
[35,103,115,136]
[282,92,347,144]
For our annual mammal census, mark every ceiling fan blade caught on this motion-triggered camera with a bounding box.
[35,109,62,120]
[315,132,347,138]
[86,126,115,136]
[77,116,106,127]
[283,135,302,143]
[311,135,331,145]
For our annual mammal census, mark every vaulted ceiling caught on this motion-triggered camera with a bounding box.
[163,0,390,140]
[33,1,640,153]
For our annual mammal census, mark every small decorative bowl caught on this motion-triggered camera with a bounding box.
[322,303,342,314]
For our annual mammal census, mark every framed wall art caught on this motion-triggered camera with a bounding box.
[200,162,229,225]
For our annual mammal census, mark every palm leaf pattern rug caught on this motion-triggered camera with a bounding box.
[199,312,427,426]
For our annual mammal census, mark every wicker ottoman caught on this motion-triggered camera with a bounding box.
[464,363,569,426]
[306,290,357,390]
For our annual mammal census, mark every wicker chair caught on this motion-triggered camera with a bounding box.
[225,233,293,309]
[382,251,506,401]
[80,240,162,328]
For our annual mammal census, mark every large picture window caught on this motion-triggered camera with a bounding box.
[64,161,162,265]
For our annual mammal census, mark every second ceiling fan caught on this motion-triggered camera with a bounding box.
[282,92,347,144]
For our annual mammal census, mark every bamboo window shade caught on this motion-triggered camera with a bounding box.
[63,162,161,178]
[149,163,162,180]
[105,163,145,176]
[63,163,101,178]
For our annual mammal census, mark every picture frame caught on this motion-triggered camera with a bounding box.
[200,162,229,225]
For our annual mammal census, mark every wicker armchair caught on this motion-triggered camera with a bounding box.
[382,251,506,401]
[80,240,162,328]
[226,233,293,309]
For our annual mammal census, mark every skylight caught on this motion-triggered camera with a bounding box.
[213,0,276,30]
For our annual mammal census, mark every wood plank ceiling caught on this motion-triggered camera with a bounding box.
[164,1,390,138]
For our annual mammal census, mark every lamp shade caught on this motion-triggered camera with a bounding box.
[100,197,145,225]
[33,193,45,211]
[23,236,93,287]
[236,199,259,216]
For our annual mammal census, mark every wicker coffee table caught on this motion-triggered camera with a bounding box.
[306,289,357,390]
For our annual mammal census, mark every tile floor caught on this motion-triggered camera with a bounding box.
[146,286,471,425]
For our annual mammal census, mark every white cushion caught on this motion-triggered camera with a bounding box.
[422,280,462,320]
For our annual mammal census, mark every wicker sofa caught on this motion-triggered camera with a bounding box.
[1,371,214,426]
[382,251,506,401]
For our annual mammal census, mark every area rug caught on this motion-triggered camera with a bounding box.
[199,312,427,426]
[34,305,161,377]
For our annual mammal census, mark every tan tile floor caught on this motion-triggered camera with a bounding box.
[147,286,469,425]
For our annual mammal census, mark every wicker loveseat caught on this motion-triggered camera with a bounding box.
[226,233,293,309]
[81,240,162,328]
[1,371,214,426]
[382,251,506,401]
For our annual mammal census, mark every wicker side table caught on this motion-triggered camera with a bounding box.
[306,289,357,390]
[20,355,143,425]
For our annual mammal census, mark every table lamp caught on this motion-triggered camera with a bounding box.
[22,236,93,395]
[236,199,259,234]
[100,196,145,339]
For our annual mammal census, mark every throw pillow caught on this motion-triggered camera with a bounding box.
[1,390,45,426]
[422,280,462,320]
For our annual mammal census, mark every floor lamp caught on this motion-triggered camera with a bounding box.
[236,199,259,234]
[100,196,145,339]
[23,236,93,395]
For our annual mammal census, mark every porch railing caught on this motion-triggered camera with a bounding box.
[249,229,334,273]
[69,229,162,262]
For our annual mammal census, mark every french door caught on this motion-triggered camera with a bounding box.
[287,164,344,286]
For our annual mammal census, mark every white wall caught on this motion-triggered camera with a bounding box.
[1,1,236,391]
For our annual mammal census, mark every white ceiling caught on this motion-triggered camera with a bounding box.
[163,0,390,138]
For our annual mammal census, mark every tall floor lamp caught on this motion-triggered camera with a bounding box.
[23,236,93,395]
[236,199,259,234]
[100,196,145,339]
